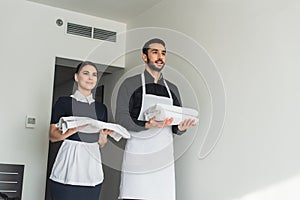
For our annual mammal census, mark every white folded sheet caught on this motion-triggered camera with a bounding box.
[144,103,199,125]
[56,116,130,142]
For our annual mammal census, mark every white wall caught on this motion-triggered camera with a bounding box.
[1,0,300,199]
[126,0,300,199]
[0,1,125,199]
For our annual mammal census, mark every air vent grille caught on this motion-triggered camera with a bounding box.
[93,28,116,42]
[67,23,92,38]
[66,22,116,42]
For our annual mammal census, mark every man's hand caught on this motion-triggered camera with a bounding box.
[178,119,197,132]
[145,117,173,129]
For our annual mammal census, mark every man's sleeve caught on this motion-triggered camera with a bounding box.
[115,78,147,132]
[169,83,187,135]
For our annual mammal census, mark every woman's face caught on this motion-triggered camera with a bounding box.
[74,64,98,93]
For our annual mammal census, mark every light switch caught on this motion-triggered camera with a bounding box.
[26,115,36,128]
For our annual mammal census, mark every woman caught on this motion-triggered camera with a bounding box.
[49,61,112,200]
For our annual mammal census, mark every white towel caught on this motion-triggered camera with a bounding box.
[56,116,130,142]
[144,103,199,125]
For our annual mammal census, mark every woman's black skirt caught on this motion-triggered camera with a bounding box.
[49,180,102,200]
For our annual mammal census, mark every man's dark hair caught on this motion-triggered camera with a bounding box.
[142,38,166,56]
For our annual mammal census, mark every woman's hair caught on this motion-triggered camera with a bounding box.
[75,61,98,74]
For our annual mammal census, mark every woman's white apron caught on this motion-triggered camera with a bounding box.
[50,139,103,186]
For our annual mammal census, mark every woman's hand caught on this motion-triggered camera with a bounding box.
[49,124,88,143]
[98,129,113,148]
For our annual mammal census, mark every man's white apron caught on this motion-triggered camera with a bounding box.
[119,73,176,200]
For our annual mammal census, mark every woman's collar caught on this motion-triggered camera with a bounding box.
[70,90,95,104]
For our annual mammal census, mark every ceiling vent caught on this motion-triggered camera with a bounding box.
[66,22,117,42]
[67,22,92,38]
[93,27,116,42]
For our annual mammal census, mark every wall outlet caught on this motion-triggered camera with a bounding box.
[26,115,36,128]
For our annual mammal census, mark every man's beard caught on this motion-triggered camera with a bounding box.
[147,59,165,72]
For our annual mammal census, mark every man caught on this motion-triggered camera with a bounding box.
[116,38,196,200]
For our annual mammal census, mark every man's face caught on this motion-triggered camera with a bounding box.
[144,43,166,72]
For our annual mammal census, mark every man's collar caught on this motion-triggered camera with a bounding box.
[144,70,163,83]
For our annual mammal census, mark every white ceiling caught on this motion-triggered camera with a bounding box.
[27,0,163,23]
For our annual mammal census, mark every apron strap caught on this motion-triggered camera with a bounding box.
[141,73,173,100]
[163,79,173,100]
[141,73,146,96]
